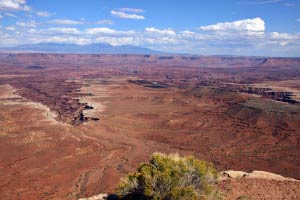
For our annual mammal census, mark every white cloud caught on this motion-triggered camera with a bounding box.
[179,30,199,38]
[284,3,295,7]
[145,27,176,35]
[297,18,300,22]
[4,12,16,17]
[179,30,206,40]
[180,30,196,35]
[49,19,85,25]
[1,21,299,56]
[0,33,19,46]
[144,37,178,45]
[16,21,37,27]
[5,26,15,31]
[36,11,54,17]
[46,27,81,35]
[200,18,265,32]
[85,27,117,35]
[111,10,144,20]
[29,36,91,45]
[238,0,283,5]
[269,32,300,41]
[85,27,135,36]
[27,27,82,36]
[94,37,136,46]
[0,0,30,11]
[118,8,144,13]
[0,14,2,19]
[96,20,114,25]
[267,32,300,46]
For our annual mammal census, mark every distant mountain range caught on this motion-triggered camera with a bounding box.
[1,43,162,54]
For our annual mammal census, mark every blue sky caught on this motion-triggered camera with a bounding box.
[0,0,299,56]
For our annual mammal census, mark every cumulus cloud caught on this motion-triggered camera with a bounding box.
[49,19,85,25]
[111,10,144,20]
[265,32,300,46]
[200,18,265,32]
[268,32,300,45]
[1,19,299,56]
[0,0,30,11]
[145,27,176,35]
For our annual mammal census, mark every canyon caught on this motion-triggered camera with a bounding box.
[0,53,299,199]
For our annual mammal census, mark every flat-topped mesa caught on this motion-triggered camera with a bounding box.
[2,53,300,69]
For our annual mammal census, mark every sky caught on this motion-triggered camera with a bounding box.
[0,0,299,56]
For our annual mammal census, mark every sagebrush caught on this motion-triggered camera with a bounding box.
[117,152,222,200]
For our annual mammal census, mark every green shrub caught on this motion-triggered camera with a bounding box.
[237,195,250,200]
[117,153,221,200]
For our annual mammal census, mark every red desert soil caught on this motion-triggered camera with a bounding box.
[220,178,300,200]
[0,53,299,199]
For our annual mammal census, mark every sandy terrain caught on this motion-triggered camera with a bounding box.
[0,53,299,199]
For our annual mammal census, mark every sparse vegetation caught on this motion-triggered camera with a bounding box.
[117,153,222,200]
[236,195,250,200]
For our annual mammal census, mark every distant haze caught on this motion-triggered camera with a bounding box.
[1,43,161,55]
